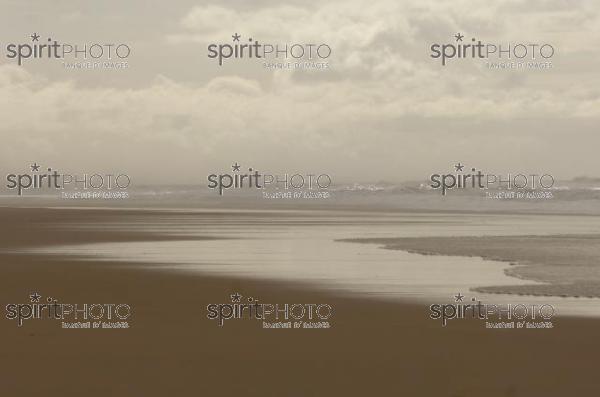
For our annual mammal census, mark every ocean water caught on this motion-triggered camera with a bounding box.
[2,179,600,214]
[13,209,600,317]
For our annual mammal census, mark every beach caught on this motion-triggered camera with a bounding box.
[1,206,600,396]
[344,234,600,298]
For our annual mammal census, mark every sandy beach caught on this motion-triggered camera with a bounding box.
[1,207,600,396]
[2,0,599,395]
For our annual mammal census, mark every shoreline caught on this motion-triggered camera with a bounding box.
[3,200,600,217]
[2,206,600,395]
[342,235,600,299]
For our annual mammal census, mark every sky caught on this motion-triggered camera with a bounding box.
[0,0,598,184]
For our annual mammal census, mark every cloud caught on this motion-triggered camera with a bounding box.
[0,0,599,181]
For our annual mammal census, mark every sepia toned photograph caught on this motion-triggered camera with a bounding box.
[1,1,600,396]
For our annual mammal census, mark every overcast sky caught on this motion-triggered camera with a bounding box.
[0,0,598,183]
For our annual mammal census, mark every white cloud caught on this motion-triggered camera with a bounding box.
[0,0,599,181]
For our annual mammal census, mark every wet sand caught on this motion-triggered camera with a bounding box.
[2,207,600,396]
[345,235,600,298]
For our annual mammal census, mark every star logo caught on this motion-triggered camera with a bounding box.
[454,293,465,302]
[454,163,464,172]
[31,33,40,42]
[232,33,241,42]
[454,33,464,42]
[31,163,40,172]
[232,163,241,172]
[30,292,42,303]
[230,292,242,303]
